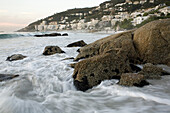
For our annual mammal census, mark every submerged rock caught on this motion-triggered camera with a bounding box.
[6,54,27,61]
[118,73,149,87]
[43,46,65,55]
[139,63,170,79]
[62,33,68,36]
[0,74,19,82]
[67,40,87,47]
[133,18,170,65]
[35,33,62,37]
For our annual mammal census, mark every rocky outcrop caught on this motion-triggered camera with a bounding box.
[118,73,149,87]
[72,19,170,91]
[6,54,27,61]
[67,40,87,47]
[133,18,170,65]
[139,63,170,79]
[43,46,65,55]
[35,33,62,37]
[0,74,19,82]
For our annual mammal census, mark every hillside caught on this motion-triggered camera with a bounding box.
[18,0,170,32]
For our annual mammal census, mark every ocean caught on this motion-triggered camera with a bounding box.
[0,31,170,113]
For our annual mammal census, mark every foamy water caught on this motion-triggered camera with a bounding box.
[0,31,170,113]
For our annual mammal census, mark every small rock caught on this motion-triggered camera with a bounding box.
[62,33,68,36]
[67,40,87,47]
[118,73,149,87]
[139,63,169,79]
[6,54,27,61]
[0,74,19,82]
[43,46,65,55]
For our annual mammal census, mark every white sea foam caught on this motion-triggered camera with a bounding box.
[0,31,170,113]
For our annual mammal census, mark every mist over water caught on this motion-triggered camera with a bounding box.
[0,32,170,113]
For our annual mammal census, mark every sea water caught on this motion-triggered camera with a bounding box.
[0,31,170,113]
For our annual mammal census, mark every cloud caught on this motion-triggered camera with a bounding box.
[0,10,8,13]
[0,22,26,27]
[20,12,34,15]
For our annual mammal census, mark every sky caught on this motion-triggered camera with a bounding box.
[0,0,108,32]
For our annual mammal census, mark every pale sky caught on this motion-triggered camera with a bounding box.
[0,0,107,32]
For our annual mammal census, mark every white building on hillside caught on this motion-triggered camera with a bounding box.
[132,16,149,26]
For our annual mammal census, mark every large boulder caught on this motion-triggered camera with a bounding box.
[74,30,138,62]
[43,46,65,55]
[139,63,170,79]
[67,40,87,47]
[118,73,149,87]
[0,74,19,82]
[73,50,132,91]
[133,19,170,65]
[72,19,170,91]
[6,54,27,61]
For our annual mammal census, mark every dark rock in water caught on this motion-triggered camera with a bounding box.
[62,33,68,36]
[118,73,149,87]
[43,46,65,55]
[69,63,77,68]
[0,74,19,82]
[67,40,87,47]
[139,63,170,79]
[34,33,61,37]
[6,54,27,61]
[72,50,132,91]
[62,57,74,61]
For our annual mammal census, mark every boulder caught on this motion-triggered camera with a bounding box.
[62,33,68,36]
[73,50,132,91]
[118,73,149,87]
[67,40,87,47]
[0,74,19,82]
[139,63,170,79]
[74,30,138,62]
[43,46,65,55]
[133,19,170,65]
[6,54,27,61]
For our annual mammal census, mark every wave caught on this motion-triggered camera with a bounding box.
[0,32,46,39]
